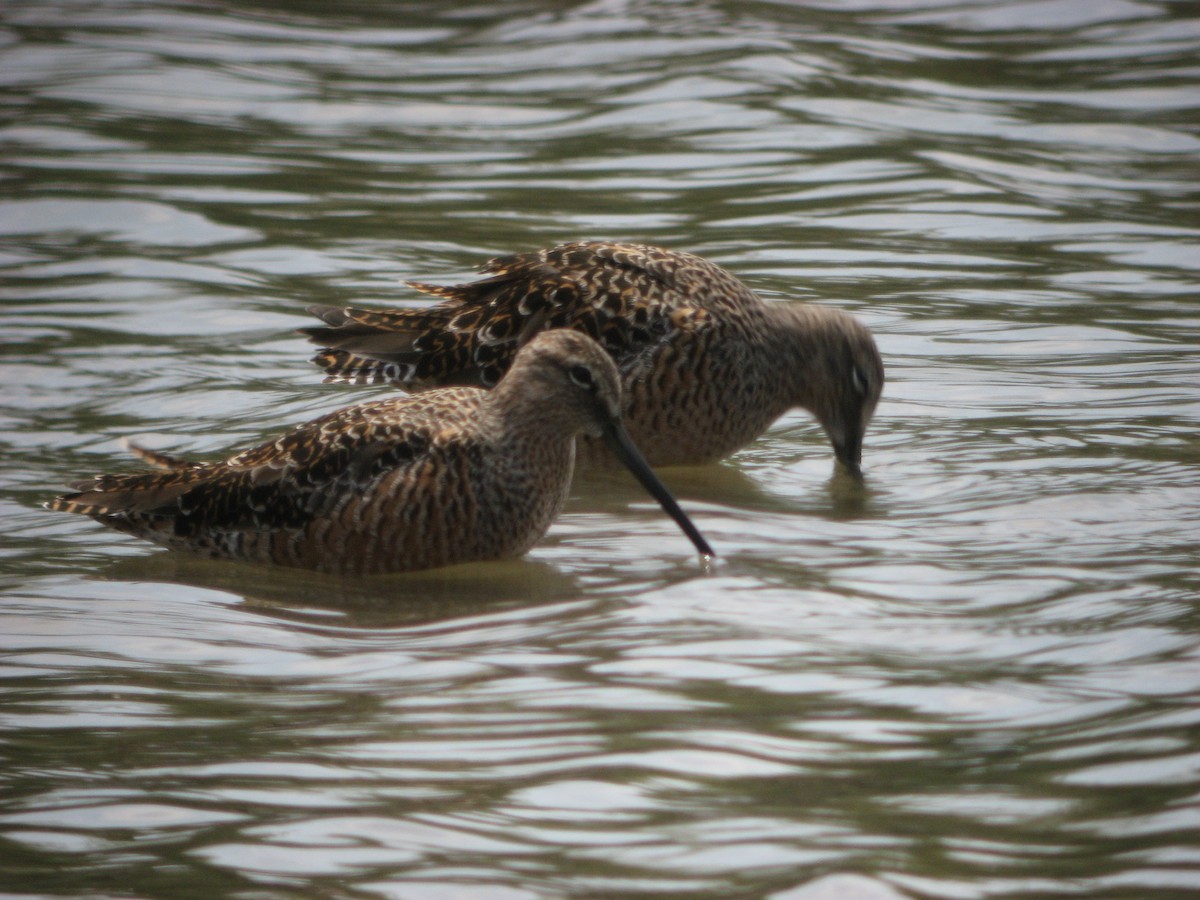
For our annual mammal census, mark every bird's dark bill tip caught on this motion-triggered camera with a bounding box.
[839,459,864,479]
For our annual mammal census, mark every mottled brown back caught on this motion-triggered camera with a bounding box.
[304,241,756,389]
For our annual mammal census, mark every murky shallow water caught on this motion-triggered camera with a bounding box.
[3,0,1199,896]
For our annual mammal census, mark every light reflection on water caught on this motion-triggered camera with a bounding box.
[2,0,1199,895]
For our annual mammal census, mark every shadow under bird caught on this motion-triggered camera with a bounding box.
[304,241,884,474]
[47,331,713,576]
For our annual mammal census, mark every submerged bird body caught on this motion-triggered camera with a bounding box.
[48,331,712,575]
[305,242,884,471]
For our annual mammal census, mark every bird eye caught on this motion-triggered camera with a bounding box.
[850,365,868,397]
[569,364,594,389]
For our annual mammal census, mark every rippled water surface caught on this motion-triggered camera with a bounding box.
[3,0,1199,896]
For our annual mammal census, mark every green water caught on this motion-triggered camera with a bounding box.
[3,1,1199,896]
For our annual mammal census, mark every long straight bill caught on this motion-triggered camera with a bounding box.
[603,422,715,560]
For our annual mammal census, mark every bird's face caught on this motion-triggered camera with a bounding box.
[815,330,884,479]
[515,329,624,439]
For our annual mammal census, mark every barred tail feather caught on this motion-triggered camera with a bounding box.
[47,441,210,518]
[311,349,418,386]
[124,440,201,471]
[47,476,195,518]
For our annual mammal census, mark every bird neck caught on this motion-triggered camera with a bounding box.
[488,372,588,447]
[757,302,844,411]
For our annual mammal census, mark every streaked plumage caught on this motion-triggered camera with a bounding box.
[303,241,884,473]
[47,331,713,575]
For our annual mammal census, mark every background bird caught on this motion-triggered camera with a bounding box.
[304,241,884,474]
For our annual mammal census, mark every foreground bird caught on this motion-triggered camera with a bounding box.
[304,241,884,473]
[47,331,713,576]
